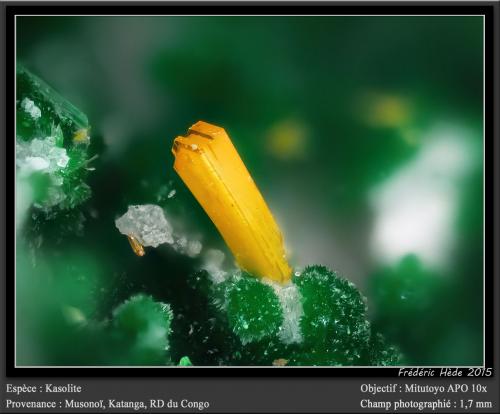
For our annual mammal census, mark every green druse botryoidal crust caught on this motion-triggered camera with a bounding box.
[113,294,173,340]
[112,294,174,364]
[216,273,283,345]
[206,265,400,366]
[363,331,404,366]
[292,265,371,365]
[16,64,94,214]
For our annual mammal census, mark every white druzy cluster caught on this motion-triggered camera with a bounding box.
[20,97,42,119]
[115,204,206,258]
[16,135,70,208]
[16,136,69,174]
[115,204,174,248]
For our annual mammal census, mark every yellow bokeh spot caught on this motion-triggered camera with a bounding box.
[266,119,308,160]
[363,93,412,128]
[73,128,90,144]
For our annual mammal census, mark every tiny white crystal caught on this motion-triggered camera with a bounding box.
[201,249,228,284]
[167,189,176,198]
[186,240,202,257]
[115,204,174,247]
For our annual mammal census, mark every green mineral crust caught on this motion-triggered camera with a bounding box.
[112,294,174,365]
[178,356,193,366]
[362,331,403,366]
[207,265,400,366]
[217,274,283,344]
[291,265,371,365]
[16,64,94,214]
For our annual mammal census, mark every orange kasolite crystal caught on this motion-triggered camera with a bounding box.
[172,121,292,284]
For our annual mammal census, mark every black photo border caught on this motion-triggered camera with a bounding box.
[3,1,497,378]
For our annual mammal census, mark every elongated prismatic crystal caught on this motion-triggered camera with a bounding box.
[172,121,292,284]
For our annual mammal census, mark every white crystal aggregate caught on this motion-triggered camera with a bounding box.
[201,249,228,284]
[24,156,50,171]
[186,240,202,257]
[21,97,42,119]
[115,205,174,247]
[16,136,70,208]
[171,236,203,258]
[115,204,204,257]
[262,278,304,345]
[16,136,69,174]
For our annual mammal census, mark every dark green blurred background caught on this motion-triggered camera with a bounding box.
[16,16,483,365]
